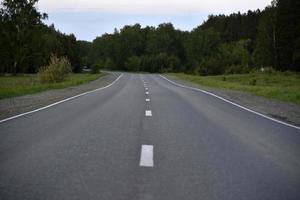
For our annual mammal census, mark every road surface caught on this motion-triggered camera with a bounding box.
[0,73,300,200]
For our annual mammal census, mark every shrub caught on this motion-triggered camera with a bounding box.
[38,55,72,83]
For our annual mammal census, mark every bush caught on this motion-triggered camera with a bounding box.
[38,55,72,83]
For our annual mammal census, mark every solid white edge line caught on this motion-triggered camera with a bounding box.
[0,74,124,124]
[139,145,154,167]
[159,75,300,130]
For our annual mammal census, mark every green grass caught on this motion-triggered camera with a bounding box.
[168,71,300,105]
[0,73,106,99]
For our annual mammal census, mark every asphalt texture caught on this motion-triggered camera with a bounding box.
[0,73,299,200]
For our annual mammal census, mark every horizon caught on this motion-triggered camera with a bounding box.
[38,0,271,41]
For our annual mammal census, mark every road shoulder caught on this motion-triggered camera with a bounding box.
[164,74,300,126]
[0,73,120,120]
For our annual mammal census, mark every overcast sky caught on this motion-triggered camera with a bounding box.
[37,0,271,41]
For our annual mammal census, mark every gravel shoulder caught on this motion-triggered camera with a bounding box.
[165,74,300,127]
[0,72,120,120]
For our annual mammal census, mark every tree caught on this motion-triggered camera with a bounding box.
[253,1,278,68]
[119,24,145,70]
[276,0,300,71]
[219,39,251,74]
[85,2,298,74]
[185,27,221,73]
[146,23,185,61]
[0,0,47,74]
[77,40,92,67]
[0,13,10,73]
[60,34,81,72]
[125,56,141,71]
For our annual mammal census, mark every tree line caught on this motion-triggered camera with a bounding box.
[0,0,82,74]
[1,0,299,75]
[89,0,300,74]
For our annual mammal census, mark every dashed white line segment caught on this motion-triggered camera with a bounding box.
[139,145,154,167]
[145,110,152,116]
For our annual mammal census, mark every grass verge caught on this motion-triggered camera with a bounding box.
[167,72,300,105]
[0,73,106,99]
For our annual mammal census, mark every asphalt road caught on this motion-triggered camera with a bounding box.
[0,73,299,200]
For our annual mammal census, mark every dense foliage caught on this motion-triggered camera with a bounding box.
[0,0,81,74]
[1,0,299,75]
[88,0,300,74]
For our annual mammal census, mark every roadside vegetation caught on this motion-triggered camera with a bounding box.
[0,73,104,99]
[86,0,299,74]
[0,0,299,102]
[168,71,300,105]
[1,0,299,75]
[38,55,72,83]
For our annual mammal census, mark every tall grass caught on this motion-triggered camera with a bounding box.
[168,71,300,105]
[38,55,72,83]
[0,73,105,99]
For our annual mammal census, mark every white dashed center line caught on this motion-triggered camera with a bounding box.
[145,91,149,95]
[145,88,148,90]
[146,99,150,102]
[140,145,154,167]
[145,110,152,116]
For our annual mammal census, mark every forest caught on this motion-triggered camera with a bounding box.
[0,0,299,75]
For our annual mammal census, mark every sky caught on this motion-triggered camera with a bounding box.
[37,0,271,41]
